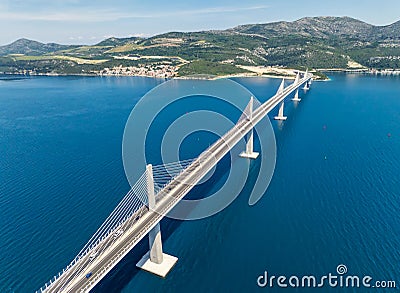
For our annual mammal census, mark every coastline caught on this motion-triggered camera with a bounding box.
[318,67,400,75]
[0,71,316,81]
[2,67,399,81]
[0,65,323,80]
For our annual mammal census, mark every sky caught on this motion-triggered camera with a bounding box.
[0,0,399,45]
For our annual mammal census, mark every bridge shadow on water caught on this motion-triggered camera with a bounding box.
[92,216,206,292]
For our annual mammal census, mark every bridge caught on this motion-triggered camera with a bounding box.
[37,71,312,292]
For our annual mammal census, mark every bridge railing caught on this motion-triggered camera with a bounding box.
[36,170,152,292]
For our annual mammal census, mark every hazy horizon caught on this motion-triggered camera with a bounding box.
[2,15,400,47]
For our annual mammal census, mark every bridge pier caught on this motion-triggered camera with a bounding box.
[303,71,311,90]
[240,97,259,159]
[148,223,163,264]
[136,164,178,278]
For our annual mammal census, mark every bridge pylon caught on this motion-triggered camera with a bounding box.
[274,79,288,120]
[136,164,178,278]
[294,72,300,85]
[239,96,259,159]
[277,78,285,94]
[274,101,288,121]
[291,89,301,102]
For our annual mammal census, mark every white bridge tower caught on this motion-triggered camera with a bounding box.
[136,164,178,277]
[239,96,260,159]
[274,79,288,121]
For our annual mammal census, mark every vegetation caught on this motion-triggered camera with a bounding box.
[1,17,400,76]
[178,60,249,76]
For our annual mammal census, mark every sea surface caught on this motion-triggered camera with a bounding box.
[0,73,399,292]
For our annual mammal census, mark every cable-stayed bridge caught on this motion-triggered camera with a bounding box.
[37,71,312,292]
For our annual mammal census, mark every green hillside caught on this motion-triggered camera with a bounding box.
[1,16,400,77]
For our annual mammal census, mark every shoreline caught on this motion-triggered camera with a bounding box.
[318,68,400,75]
[0,71,314,81]
[0,70,318,80]
[1,68,399,80]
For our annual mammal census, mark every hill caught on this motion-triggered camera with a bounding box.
[228,17,375,40]
[1,17,400,77]
[0,38,77,56]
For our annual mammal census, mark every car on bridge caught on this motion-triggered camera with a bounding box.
[85,272,93,279]
[113,229,123,239]
[89,251,98,260]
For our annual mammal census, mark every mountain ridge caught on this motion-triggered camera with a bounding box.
[2,16,400,51]
[1,16,400,76]
[228,16,400,41]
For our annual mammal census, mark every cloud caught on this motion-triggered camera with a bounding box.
[0,5,269,22]
[102,33,149,39]
[68,36,84,40]
[178,5,270,15]
[127,33,148,38]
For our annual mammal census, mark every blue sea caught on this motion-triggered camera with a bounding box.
[0,73,399,292]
